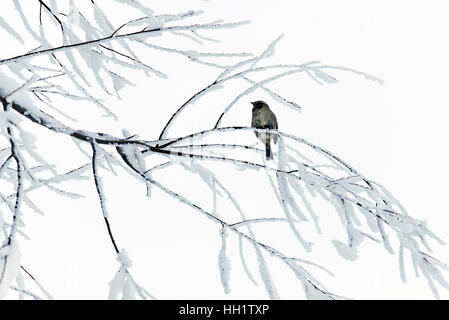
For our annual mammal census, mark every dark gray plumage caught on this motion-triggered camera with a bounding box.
[251,100,278,160]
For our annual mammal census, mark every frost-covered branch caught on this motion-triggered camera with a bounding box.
[5,78,449,297]
[0,21,249,66]
[0,99,24,299]
[91,143,154,300]
[91,143,118,253]
[0,0,447,300]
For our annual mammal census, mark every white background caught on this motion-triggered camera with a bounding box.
[2,0,449,299]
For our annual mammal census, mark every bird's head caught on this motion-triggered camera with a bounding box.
[251,100,269,112]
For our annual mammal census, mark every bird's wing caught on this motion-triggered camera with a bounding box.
[273,112,278,129]
[251,115,258,127]
[269,109,279,144]
[251,113,261,137]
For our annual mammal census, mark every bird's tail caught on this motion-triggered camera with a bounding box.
[265,140,273,160]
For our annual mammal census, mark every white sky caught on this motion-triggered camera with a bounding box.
[1,0,449,300]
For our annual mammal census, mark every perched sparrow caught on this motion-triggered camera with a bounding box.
[251,100,278,160]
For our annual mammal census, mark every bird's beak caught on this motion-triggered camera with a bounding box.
[250,101,255,105]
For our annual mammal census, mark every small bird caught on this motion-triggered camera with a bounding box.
[251,100,278,160]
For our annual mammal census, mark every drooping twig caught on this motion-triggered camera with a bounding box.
[91,143,119,254]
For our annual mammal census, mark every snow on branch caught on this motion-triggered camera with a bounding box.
[143,126,449,298]
[0,0,446,300]
[0,1,253,120]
